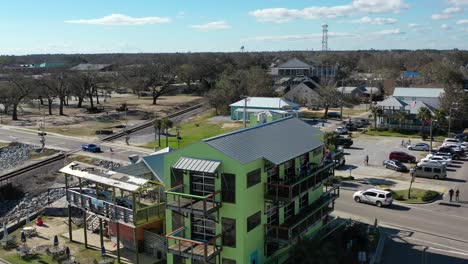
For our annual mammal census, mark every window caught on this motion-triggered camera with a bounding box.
[284,202,294,222]
[191,215,215,241]
[247,211,261,232]
[299,193,308,210]
[173,256,185,264]
[378,194,385,198]
[221,173,236,203]
[434,168,441,173]
[171,168,184,187]
[363,192,377,197]
[247,169,261,188]
[190,172,215,196]
[222,218,236,247]
[223,259,236,264]
[312,146,322,157]
[424,167,432,172]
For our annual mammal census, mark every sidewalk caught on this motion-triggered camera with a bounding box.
[335,165,447,193]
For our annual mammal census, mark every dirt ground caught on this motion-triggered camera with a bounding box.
[5,94,203,137]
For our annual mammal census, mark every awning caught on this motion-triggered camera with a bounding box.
[172,157,221,174]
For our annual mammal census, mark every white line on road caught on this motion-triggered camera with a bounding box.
[395,236,468,255]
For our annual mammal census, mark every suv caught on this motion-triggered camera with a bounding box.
[353,189,393,207]
[432,147,463,160]
[337,137,353,148]
[327,112,341,119]
[81,144,102,153]
[389,151,416,163]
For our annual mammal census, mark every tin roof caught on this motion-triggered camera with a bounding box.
[278,58,312,69]
[173,157,221,173]
[229,97,300,109]
[204,117,323,165]
[393,87,444,98]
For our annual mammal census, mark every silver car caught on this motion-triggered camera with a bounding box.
[353,189,393,207]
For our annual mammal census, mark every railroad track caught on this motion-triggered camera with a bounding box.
[0,103,206,183]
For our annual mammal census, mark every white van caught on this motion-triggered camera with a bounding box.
[412,163,447,179]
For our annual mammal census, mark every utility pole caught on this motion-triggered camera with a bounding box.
[241,96,249,128]
[448,103,459,137]
[429,119,433,151]
[340,80,344,121]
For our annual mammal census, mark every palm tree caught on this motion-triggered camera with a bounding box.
[395,111,409,129]
[369,106,383,129]
[323,132,339,150]
[417,107,432,132]
[153,119,162,147]
[433,109,446,132]
[161,118,174,147]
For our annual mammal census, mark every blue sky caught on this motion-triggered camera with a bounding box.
[1,0,467,55]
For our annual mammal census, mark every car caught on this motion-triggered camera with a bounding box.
[389,151,416,163]
[337,137,353,148]
[344,122,358,131]
[442,142,468,152]
[81,144,102,153]
[432,146,463,160]
[334,127,349,135]
[327,112,341,119]
[425,154,452,165]
[382,159,408,172]
[419,159,447,167]
[443,138,460,144]
[353,189,393,207]
[38,131,47,136]
[407,143,429,151]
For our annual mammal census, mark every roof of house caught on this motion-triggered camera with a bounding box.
[285,82,321,105]
[229,97,300,109]
[142,147,175,183]
[336,86,361,94]
[204,117,323,165]
[173,157,221,173]
[402,71,420,77]
[377,96,436,114]
[361,86,381,95]
[70,63,112,71]
[278,58,311,69]
[406,100,435,115]
[393,87,444,98]
[377,96,407,108]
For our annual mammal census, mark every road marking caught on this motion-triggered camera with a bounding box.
[394,236,468,255]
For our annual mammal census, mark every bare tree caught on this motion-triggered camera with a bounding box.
[39,74,69,115]
[3,75,33,120]
[317,79,340,118]
[133,64,175,105]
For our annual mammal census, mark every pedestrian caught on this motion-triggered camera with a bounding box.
[408,139,411,146]
[449,188,454,202]
[455,189,460,202]
[401,139,404,146]
[365,155,369,166]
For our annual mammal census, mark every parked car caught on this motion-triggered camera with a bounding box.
[382,160,408,172]
[443,138,460,144]
[389,151,416,163]
[337,137,353,148]
[327,112,341,119]
[432,147,463,160]
[345,122,358,131]
[422,154,452,165]
[410,163,447,179]
[353,189,393,207]
[334,127,349,135]
[81,144,102,153]
[407,143,429,151]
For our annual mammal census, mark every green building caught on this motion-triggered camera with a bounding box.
[163,117,339,264]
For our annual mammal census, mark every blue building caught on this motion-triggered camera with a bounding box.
[229,97,301,121]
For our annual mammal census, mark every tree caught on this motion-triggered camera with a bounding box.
[394,111,409,129]
[4,75,33,120]
[153,118,163,147]
[323,132,339,150]
[178,64,196,92]
[317,80,340,118]
[417,107,432,132]
[133,64,175,105]
[161,118,173,147]
[433,109,447,132]
[39,74,69,115]
[369,106,383,129]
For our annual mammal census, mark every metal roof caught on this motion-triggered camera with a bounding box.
[336,86,361,94]
[204,117,323,165]
[393,87,444,98]
[173,157,221,173]
[278,58,312,69]
[377,96,407,108]
[229,97,300,109]
[70,63,112,71]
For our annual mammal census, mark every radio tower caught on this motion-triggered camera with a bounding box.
[322,23,328,51]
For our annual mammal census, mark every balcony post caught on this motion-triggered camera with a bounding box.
[132,192,137,226]
[116,221,121,263]
[83,211,87,248]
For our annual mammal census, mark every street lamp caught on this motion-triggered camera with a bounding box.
[448,103,459,137]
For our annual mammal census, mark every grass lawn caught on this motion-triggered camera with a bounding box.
[68,155,100,164]
[30,148,60,160]
[0,142,9,147]
[45,120,122,138]
[390,188,440,203]
[141,110,242,149]
[365,129,445,140]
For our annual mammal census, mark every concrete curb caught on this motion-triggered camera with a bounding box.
[370,227,386,264]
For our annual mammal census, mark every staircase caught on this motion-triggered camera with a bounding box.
[86,214,100,233]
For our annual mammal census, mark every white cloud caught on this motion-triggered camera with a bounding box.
[408,23,419,28]
[449,0,468,5]
[370,28,405,35]
[431,14,451,20]
[441,24,451,30]
[65,14,170,25]
[457,19,468,24]
[443,7,463,14]
[243,32,357,42]
[349,16,397,24]
[248,0,409,23]
[190,21,230,31]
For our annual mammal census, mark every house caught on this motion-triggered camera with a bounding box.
[70,63,113,71]
[336,86,365,97]
[271,58,337,79]
[163,117,339,264]
[284,82,321,107]
[393,87,444,109]
[61,162,166,264]
[229,97,301,121]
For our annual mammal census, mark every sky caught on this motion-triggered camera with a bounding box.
[0,0,468,55]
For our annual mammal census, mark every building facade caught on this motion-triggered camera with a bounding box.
[163,117,339,264]
[229,97,301,121]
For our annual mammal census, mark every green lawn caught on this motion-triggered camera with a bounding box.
[390,188,440,203]
[141,111,243,149]
[365,129,445,140]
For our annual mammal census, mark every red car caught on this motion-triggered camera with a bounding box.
[389,151,416,163]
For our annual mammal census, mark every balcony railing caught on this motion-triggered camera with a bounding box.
[166,227,222,262]
[165,185,222,216]
[67,190,165,226]
[265,161,334,202]
[265,185,339,244]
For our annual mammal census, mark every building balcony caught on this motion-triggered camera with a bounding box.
[165,185,222,216]
[66,189,165,226]
[265,185,339,244]
[265,161,334,202]
[166,227,222,262]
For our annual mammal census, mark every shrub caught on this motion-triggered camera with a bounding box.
[420,132,428,141]
[422,190,439,202]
